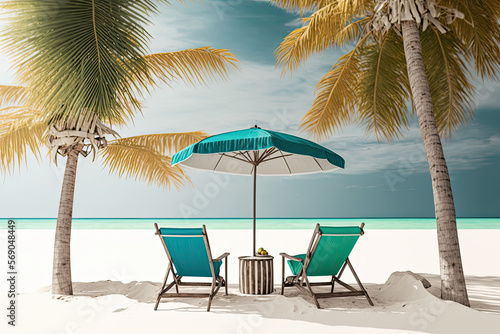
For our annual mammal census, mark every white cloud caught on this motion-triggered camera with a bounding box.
[489,134,500,147]
[121,51,338,136]
[472,77,500,109]
[146,4,213,51]
[1,2,498,218]
[284,18,304,27]
[320,122,498,175]
[118,51,498,178]
[1,38,495,180]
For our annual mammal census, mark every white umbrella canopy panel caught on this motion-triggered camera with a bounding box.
[171,126,345,254]
[177,147,341,175]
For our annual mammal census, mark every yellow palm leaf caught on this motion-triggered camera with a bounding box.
[300,35,370,140]
[100,142,190,190]
[439,0,500,80]
[0,108,47,172]
[271,0,371,16]
[271,0,332,15]
[109,132,208,156]
[143,47,239,87]
[275,5,370,74]
[0,85,30,108]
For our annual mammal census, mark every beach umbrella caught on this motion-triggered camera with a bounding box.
[171,126,345,255]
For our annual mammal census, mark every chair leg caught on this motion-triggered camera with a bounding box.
[303,274,320,309]
[332,261,347,293]
[225,260,228,296]
[312,296,320,309]
[154,263,172,310]
[364,291,374,306]
[338,261,348,279]
[281,256,285,295]
[154,295,162,311]
[174,274,180,294]
[207,278,217,312]
[346,258,374,306]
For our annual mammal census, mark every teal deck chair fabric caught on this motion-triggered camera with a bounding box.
[280,224,373,308]
[287,226,362,276]
[154,224,229,312]
[160,227,222,277]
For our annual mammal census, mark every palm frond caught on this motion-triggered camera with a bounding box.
[143,47,239,87]
[357,31,411,142]
[0,85,30,109]
[300,35,370,140]
[0,108,47,172]
[440,0,500,80]
[336,17,372,47]
[0,0,159,125]
[100,142,190,190]
[110,132,207,156]
[271,0,371,16]
[421,27,475,137]
[275,5,371,73]
[271,0,331,15]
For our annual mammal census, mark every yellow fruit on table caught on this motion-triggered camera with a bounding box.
[257,247,264,253]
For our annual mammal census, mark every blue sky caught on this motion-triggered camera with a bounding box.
[1,1,499,218]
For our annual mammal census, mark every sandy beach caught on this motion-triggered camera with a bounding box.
[1,228,499,333]
[1,0,500,333]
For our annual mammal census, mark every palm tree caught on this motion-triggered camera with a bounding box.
[0,0,238,295]
[272,0,500,306]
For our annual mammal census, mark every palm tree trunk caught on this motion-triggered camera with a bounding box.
[401,20,469,306]
[52,145,81,295]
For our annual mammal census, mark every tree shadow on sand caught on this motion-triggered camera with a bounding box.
[423,274,500,315]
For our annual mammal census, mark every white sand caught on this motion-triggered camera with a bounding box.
[1,228,500,333]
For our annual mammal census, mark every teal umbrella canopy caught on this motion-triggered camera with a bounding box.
[171,126,345,255]
[172,126,345,174]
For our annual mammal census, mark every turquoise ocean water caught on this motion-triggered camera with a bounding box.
[2,218,499,229]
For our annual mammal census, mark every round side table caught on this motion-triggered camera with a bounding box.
[238,255,274,295]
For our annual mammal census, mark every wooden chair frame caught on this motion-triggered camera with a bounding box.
[154,223,229,311]
[280,223,373,308]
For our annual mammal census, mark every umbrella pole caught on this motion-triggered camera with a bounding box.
[253,164,257,256]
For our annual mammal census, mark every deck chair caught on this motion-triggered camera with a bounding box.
[280,223,373,308]
[154,223,229,311]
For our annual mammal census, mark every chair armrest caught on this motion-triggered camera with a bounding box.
[213,252,230,262]
[279,253,303,262]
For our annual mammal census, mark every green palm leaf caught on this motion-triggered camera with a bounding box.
[1,0,157,124]
[357,31,411,141]
[421,27,475,137]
